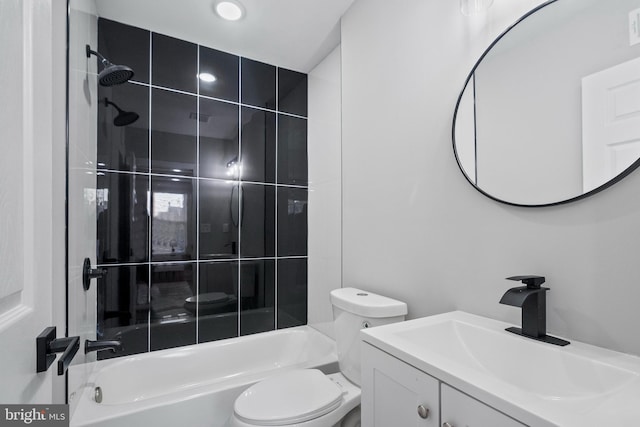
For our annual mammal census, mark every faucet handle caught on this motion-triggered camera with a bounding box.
[506,275,546,289]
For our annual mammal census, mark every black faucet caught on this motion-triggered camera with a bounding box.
[499,276,569,346]
[85,339,123,354]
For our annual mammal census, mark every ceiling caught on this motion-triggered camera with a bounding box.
[96,0,356,73]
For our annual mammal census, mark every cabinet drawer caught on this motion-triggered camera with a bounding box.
[441,384,526,427]
[362,343,439,427]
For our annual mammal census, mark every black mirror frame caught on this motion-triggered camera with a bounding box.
[451,0,640,208]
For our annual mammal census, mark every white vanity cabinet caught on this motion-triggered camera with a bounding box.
[362,343,526,427]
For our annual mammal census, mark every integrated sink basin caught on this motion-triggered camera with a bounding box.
[361,311,640,426]
[394,318,636,400]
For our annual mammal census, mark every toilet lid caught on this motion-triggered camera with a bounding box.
[234,369,344,426]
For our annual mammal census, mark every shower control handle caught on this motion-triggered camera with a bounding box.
[83,257,106,291]
[443,423,454,427]
[36,326,80,375]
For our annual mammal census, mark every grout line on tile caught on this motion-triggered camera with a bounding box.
[274,67,279,330]
[129,79,307,119]
[147,30,153,353]
[196,44,201,344]
[237,54,242,338]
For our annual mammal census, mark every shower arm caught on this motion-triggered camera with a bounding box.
[103,97,124,114]
[86,44,112,68]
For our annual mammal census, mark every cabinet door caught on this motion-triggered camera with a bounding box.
[441,384,526,427]
[361,343,439,427]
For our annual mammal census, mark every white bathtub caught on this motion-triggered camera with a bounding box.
[70,326,338,427]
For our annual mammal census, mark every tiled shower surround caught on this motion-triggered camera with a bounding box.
[96,19,308,358]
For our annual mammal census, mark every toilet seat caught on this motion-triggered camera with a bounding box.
[183,292,236,315]
[234,369,344,426]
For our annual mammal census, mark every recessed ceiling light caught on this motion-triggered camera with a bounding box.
[198,72,217,83]
[215,1,244,21]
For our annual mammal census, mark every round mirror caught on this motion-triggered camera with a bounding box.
[453,0,640,206]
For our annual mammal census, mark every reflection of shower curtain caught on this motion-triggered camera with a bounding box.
[130,171,147,259]
[230,184,241,227]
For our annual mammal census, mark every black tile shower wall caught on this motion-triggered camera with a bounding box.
[277,187,308,257]
[241,183,276,258]
[277,115,308,185]
[199,98,239,180]
[199,179,239,260]
[149,262,197,350]
[151,88,197,176]
[241,58,276,110]
[240,259,276,336]
[97,82,150,173]
[241,106,276,183]
[96,18,308,358]
[98,18,149,84]
[96,173,149,264]
[96,264,149,359]
[151,175,197,261]
[278,68,308,117]
[199,46,239,102]
[198,261,239,343]
[152,33,198,93]
[277,258,308,328]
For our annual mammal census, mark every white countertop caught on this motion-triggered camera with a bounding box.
[360,311,640,426]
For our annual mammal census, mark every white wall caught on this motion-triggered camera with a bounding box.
[308,46,342,337]
[454,78,476,183]
[341,0,640,357]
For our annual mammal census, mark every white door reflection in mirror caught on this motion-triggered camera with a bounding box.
[582,56,640,193]
[452,0,640,206]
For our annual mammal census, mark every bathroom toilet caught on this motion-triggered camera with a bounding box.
[227,287,407,427]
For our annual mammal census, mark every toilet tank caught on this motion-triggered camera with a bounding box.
[330,288,407,386]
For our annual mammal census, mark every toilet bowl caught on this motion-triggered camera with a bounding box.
[226,288,407,427]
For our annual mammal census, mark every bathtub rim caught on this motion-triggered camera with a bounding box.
[69,325,338,426]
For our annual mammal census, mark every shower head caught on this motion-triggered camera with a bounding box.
[103,98,139,127]
[99,64,134,87]
[113,109,139,127]
[86,45,134,86]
